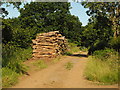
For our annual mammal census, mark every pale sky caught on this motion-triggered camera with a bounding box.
[2,2,89,26]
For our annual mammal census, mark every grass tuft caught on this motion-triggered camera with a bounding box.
[65,62,73,70]
[33,60,48,69]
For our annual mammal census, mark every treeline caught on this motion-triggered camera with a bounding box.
[1,2,120,87]
[81,2,120,55]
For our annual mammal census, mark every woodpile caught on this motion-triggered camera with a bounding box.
[32,31,68,59]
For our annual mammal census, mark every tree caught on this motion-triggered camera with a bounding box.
[82,2,120,38]
[81,21,113,55]
[18,2,82,43]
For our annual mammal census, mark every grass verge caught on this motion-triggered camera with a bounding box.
[2,67,19,87]
[84,49,118,84]
[2,46,32,87]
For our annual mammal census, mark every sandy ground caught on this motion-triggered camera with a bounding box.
[12,52,118,88]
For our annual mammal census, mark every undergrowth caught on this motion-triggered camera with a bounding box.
[84,49,119,84]
[2,44,32,87]
[64,43,80,55]
[2,67,19,87]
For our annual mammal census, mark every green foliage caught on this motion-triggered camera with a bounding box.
[82,2,120,37]
[109,36,120,52]
[68,43,80,53]
[64,52,72,56]
[33,60,48,69]
[84,49,119,84]
[81,2,119,54]
[2,67,19,87]
[81,22,113,55]
[1,2,83,87]
[2,19,36,48]
[65,62,73,70]
[18,2,82,44]
[2,44,32,73]
[79,46,88,52]
[64,42,80,55]
[93,48,118,61]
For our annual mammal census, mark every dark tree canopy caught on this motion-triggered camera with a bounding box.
[82,2,120,38]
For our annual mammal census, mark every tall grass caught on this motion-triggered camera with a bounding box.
[84,49,119,84]
[2,44,33,87]
[2,45,32,73]
[2,67,19,87]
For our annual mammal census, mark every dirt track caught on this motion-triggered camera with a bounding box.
[12,52,118,88]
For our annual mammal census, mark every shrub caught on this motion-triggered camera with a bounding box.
[2,44,32,73]
[93,48,118,61]
[2,67,19,87]
[109,36,120,52]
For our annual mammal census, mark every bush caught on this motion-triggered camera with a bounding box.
[2,44,32,73]
[109,36,120,52]
[88,40,109,55]
[2,67,19,87]
[84,49,119,84]
[93,48,118,61]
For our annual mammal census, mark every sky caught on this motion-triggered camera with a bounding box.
[2,2,89,26]
[70,2,89,26]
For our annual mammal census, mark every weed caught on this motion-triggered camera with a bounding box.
[2,67,19,87]
[65,62,73,70]
[33,60,47,69]
[84,55,118,84]
[2,46,32,73]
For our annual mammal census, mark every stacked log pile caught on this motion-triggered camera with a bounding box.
[32,31,68,59]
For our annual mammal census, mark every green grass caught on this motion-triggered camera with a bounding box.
[64,52,72,56]
[79,46,88,52]
[52,57,61,64]
[2,46,32,73]
[84,51,118,84]
[65,62,73,70]
[33,60,48,69]
[64,43,80,55]
[2,67,19,87]
[2,46,32,87]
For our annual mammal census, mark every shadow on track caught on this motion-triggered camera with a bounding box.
[68,53,88,58]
